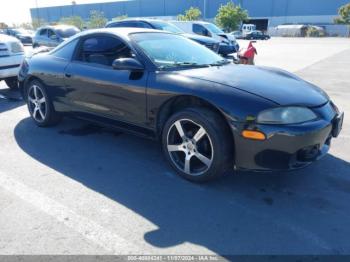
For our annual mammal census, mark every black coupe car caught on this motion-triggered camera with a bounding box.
[245,30,271,40]
[18,28,343,182]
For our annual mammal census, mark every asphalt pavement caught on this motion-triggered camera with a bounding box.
[0,38,349,255]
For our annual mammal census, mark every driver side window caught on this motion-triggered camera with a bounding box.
[48,29,57,38]
[76,35,133,67]
[193,24,208,36]
[40,29,48,37]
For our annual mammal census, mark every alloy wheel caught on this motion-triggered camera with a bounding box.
[167,119,214,176]
[28,84,47,123]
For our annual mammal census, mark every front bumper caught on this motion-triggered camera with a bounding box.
[0,54,24,79]
[231,102,343,171]
[18,37,33,44]
[219,43,239,56]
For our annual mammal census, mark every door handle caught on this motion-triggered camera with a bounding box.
[65,73,72,78]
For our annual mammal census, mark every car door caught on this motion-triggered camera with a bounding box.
[37,29,48,46]
[47,29,59,47]
[63,33,148,126]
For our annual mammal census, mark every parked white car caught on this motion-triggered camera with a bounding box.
[0,34,25,89]
[172,21,239,56]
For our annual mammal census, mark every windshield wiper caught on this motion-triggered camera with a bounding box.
[174,62,210,67]
[209,59,231,66]
[159,62,210,69]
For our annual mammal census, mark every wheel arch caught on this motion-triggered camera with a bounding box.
[156,94,235,147]
[21,76,44,100]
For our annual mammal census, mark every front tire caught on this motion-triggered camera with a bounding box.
[5,77,18,90]
[26,80,62,127]
[162,107,233,182]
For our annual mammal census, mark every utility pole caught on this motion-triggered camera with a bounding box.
[203,0,206,20]
[35,0,40,26]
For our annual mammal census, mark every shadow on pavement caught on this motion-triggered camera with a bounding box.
[14,117,350,254]
[0,87,24,113]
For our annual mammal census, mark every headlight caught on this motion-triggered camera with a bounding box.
[11,42,24,53]
[257,107,318,124]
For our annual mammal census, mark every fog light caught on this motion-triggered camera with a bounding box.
[297,145,320,161]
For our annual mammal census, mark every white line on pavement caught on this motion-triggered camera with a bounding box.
[0,171,140,254]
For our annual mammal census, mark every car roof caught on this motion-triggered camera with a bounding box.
[106,18,169,26]
[38,25,79,30]
[74,27,167,39]
[173,21,210,25]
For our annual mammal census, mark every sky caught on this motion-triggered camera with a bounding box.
[0,0,119,25]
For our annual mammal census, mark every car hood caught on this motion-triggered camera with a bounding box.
[178,64,328,107]
[18,33,32,38]
[213,33,236,43]
[182,33,219,44]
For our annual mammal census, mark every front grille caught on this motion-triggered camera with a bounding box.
[205,43,219,52]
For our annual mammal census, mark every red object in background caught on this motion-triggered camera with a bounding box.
[242,41,257,59]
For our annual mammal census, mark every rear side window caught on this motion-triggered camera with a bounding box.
[134,22,152,28]
[51,38,79,60]
[118,22,137,27]
[193,24,207,36]
[76,35,132,67]
[39,29,48,36]
[107,22,123,28]
[108,21,152,28]
[48,29,57,38]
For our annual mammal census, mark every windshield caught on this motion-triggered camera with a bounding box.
[56,27,80,38]
[152,21,184,34]
[204,23,224,34]
[131,33,228,69]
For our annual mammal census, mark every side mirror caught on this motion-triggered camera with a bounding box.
[112,58,144,71]
[205,30,212,37]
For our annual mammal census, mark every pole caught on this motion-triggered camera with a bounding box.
[35,0,40,26]
[203,0,206,20]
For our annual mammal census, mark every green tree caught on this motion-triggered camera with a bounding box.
[88,10,107,29]
[215,2,248,32]
[0,22,9,29]
[113,15,128,21]
[177,7,201,21]
[19,22,34,30]
[59,16,85,30]
[334,2,350,24]
[11,22,33,30]
[334,2,350,37]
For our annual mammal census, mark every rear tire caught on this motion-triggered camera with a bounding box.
[5,77,18,90]
[25,80,62,127]
[162,107,233,182]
